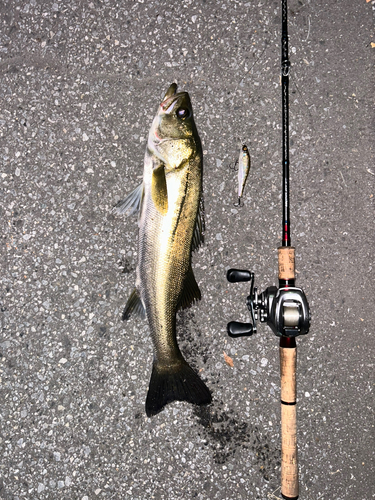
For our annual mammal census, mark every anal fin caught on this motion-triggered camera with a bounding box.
[122,289,146,321]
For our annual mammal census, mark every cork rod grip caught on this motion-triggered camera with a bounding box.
[280,345,299,500]
[278,246,295,281]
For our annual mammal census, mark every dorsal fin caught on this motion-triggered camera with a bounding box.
[178,266,201,310]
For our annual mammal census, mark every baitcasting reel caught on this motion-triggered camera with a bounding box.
[227,269,310,338]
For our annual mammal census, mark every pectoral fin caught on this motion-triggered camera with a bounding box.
[151,164,168,215]
[113,183,143,217]
[178,266,201,310]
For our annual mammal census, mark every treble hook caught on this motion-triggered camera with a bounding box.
[233,196,244,207]
[229,159,239,171]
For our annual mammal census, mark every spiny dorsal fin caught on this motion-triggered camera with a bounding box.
[192,197,205,252]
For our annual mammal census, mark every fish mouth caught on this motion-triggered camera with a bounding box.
[162,83,178,101]
[160,83,190,113]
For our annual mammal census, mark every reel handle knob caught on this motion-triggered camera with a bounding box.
[227,269,253,283]
[227,321,254,337]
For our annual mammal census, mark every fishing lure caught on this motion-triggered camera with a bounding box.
[234,144,251,206]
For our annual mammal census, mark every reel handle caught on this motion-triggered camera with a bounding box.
[227,269,253,283]
[227,321,254,337]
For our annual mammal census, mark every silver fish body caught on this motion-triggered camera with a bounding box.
[115,84,211,416]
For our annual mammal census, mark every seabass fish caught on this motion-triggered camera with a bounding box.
[115,83,211,417]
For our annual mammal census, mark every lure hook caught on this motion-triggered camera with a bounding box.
[229,159,239,171]
[233,197,244,207]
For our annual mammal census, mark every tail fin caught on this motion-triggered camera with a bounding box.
[145,360,212,417]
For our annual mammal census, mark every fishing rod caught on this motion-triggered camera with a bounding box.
[226,1,310,498]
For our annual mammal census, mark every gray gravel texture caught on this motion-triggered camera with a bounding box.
[1,0,374,499]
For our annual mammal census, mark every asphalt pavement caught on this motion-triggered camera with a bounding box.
[1,1,374,499]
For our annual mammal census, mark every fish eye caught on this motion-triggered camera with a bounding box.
[176,107,190,119]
